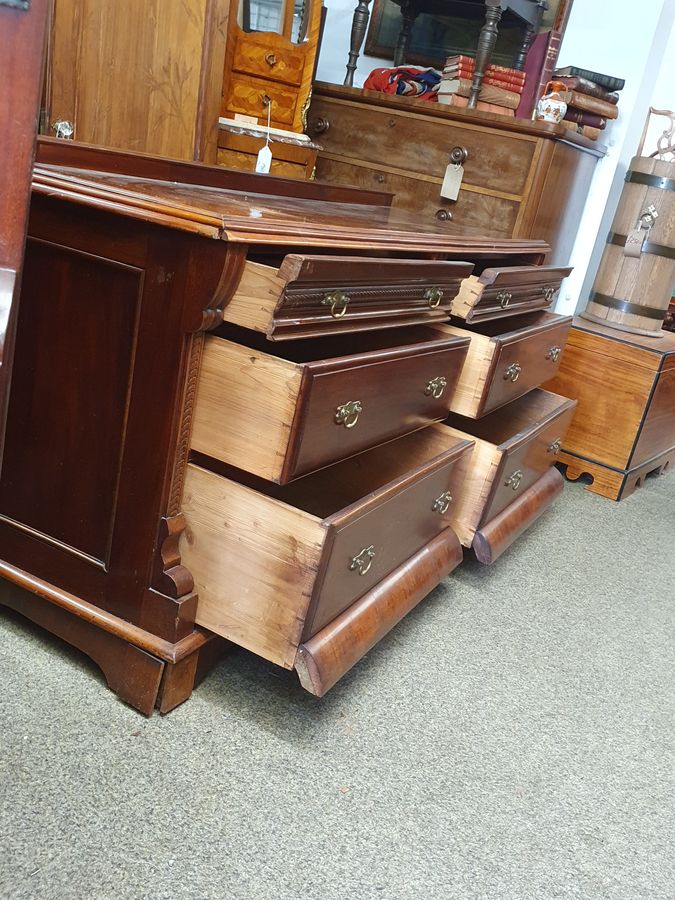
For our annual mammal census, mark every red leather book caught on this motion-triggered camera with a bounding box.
[439,79,521,109]
[443,55,526,86]
[443,67,526,91]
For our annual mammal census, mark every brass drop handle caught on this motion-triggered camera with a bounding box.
[546,346,562,362]
[497,289,512,309]
[265,52,278,67]
[542,286,557,302]
[322,289,350,319]
[505,469,523,491]
[424,286,444,309]
[504,362,522,382]
[432,490,453,515]
[450,146,469,164]
[335,400,362,429]
[350,545,375,576]
[547,438,562,455]
[425,376,448,399]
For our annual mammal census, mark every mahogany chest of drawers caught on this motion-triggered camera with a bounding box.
[307,83,604,264]
[0,138,574,714]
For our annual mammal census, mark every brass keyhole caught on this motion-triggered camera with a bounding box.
[432,490,453,515]
[504,362,522,383]
[424,286,444,309]
[335,400,362,429]
[350,545,376,576]
[425,376,448,399]
[322,290,350,319]
[505,469,523,491]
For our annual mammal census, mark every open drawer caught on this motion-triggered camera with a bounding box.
[440,388,576,559]
[450,265,573,324]
[181,430,473,693]
[191,325,470,483]
[222,254,473,340]
[431,311,573,418]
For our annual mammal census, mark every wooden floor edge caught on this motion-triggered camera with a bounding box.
[294,529,463,697]
[472,467,564,564]
[0,559,209,664]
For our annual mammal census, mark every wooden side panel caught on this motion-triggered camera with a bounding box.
[48,0,229,161]
[182,464,326,669]
[295,528,463,697]
[430,324,494,418]
[221,261,285,333]
[0,239,141,565]
[631,368,675,467]
[544,335,655,469]
[437,428,502,546]
[0,0,49,469]
[191,336,302,483]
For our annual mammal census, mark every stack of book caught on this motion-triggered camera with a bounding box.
[553,66,625,140]
[437,55,525,117]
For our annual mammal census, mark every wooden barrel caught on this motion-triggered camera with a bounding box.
[582,154,675,337]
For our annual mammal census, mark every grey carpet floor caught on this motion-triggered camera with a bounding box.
[0,473,673,900]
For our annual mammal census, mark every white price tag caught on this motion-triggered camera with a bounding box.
[440,163,464,201]
[256,144,272,174]
[623,229,645,258]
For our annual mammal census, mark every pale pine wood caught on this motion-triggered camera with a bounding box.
[436,426,502,545]
[182,464,325,669]
[429,323,494,417]
[221,261,287,333]
[450,276,482,319]
[191,336,302,481]
[47,0,230,162]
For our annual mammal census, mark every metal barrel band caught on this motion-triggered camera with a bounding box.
[625,171,675,192]
[607,232,675,260]
[589,292,666,320]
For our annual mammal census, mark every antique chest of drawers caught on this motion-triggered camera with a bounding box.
[0,138,556,714]
[308,83,604,264]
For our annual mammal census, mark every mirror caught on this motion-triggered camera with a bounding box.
[240,0,310,43]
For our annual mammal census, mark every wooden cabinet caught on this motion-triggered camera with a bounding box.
[308,83,604,264]
[544,318,675,500]
[221,0,322,133]
[0,138,554,714]
[44,0,230,163]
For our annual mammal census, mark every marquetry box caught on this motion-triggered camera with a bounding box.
[544,318,675,500]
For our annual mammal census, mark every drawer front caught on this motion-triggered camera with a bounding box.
[290,339,470,480]
[454,265,573,323]
[232,34,305,86]
[481,400,576,524]
[304,444,471,637]
[273,257,474,339]
[314,156,520,238]
[309,97,537,194]
[483,317,573,414]
[225,75,298,126]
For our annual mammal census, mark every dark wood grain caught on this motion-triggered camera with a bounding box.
[0,0,49,470]
[472,467,564,565]
[290,336,470,481]
[630,368,675,467]
[303,438,472,636]
[481,314,573,415]
[295,528,463,696]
